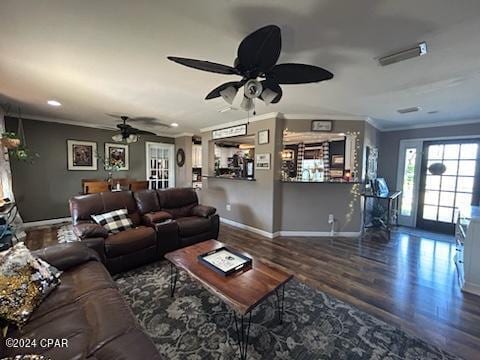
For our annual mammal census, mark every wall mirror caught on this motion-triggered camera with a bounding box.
[212,135,255,179]
[281,130,358,183]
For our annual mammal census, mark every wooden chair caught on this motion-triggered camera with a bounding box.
[83,181,110,194]
[129,180,149,192]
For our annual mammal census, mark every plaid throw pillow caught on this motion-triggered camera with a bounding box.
[91,209,133,233]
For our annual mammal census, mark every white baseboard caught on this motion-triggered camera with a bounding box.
[462,281,480,297]
[220,218,275,238]
[273,231,361,238]
[220,217,361,239]
[24,217,71,229]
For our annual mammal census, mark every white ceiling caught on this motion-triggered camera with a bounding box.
[1,0,480,135]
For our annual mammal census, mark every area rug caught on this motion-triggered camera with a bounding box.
[115,261,458,360]
[56,224,79,243]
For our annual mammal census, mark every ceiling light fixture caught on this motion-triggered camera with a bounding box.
[47,100,62,107]
[378,42,427,66]
[171,123,179,127]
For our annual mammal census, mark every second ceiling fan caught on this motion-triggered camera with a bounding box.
[168,25,334,111]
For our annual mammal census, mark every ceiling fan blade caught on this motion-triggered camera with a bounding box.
[237,25,281,73]
[167,56,237,75]
[130,117,171,128]
[133,129,157,135]
[267,63,334,84]
[205,81,244,100]
[260,80,282,104]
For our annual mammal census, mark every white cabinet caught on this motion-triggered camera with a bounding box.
[456,206,480,296]
[192,144,202,168]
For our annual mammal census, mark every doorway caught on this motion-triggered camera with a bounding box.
[416,140,480,234]
[145,142,175,189]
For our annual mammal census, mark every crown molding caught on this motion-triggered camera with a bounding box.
[9,113,176,138]
[173,132,195,138]
[380,117,480,132]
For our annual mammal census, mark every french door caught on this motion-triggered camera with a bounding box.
[417,140,480,234]
[145,142,175,189]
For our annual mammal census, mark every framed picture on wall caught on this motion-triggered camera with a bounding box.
[105,143,129,171]
[67,140,97,170]
[258,129,269,145]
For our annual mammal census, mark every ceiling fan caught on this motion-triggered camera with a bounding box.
[167,25,333,111]
[108,114,167,143]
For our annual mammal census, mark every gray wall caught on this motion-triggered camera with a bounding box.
[6,117,174,222]
[378,122,480,188]
[174,136,192,188]
[200,117,376,234]
[279,119,371,233]
[200,116,282,233]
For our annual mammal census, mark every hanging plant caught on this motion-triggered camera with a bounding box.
[1,132,21,150]
[1,107,40,163]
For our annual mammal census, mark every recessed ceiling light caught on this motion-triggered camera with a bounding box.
[171,123,179,127]
[47,100,62,107]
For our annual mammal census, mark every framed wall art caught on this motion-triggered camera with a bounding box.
[105,143,129,171]
[67,140,97,171]
[257,129,269,145]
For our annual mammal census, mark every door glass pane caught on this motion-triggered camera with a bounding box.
[425,175,440,190]
[460,143,478,159]
[423,205,438,220]
[428,145,443,159]
[442,160,458,175]
[443,144,460,159]
[438,207,453,223]
[440,176,456,191]
[455,192,473,210]
[424,190,439,206]
[458,160,476,176]
[439,191,455,207]
[400,148,417,216]
[457,177,474,192]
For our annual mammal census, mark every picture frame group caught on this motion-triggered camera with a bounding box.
[67,140,129,171]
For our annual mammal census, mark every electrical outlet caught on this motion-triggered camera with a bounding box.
[328,214,334,224]
[226,204,231,211]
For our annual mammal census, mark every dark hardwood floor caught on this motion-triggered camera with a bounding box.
[26,224,480,359]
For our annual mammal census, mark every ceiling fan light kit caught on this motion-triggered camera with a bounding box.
[168,24,333,111]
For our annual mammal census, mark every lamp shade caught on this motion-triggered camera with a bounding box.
[112,134,123,142]
[219,86,238,104]
[261,88,278,105]
[240,96,254,111]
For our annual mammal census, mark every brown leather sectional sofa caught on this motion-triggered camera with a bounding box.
[1,242,163,360]
[69,187,219,274]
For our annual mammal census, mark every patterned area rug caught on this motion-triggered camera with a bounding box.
[56,224,79,243]
[115,261,458,360]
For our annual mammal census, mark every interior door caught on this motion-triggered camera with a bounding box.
[145,142,175,189]
[396,140,423,227]
[417,140,480,234]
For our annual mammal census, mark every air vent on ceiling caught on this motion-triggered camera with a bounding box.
[379,42,427,66]
[397,106,421,114]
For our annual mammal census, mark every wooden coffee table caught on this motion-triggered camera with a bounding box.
[165,240,293,360]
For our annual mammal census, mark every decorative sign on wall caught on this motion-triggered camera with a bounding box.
[212,124,247,139]
[255,153,271,170]
[311,120,332,132]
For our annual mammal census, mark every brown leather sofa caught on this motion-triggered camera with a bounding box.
[1,242,162,360]
[69,188,219,274]
[70,191,157,274]
[135,187,220,249]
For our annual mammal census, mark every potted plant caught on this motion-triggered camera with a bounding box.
[1,132,21,150]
